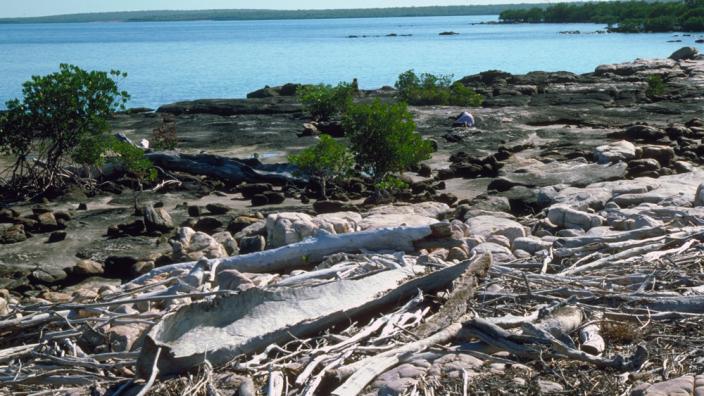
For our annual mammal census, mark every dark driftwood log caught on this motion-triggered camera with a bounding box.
[145,151,303,185]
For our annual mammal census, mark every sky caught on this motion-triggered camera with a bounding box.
[1,0,550,18]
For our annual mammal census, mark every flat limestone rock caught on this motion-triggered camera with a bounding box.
[499,160,628,189]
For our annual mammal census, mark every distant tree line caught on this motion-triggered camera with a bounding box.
[0,4,549,24]
[499,0,704,32]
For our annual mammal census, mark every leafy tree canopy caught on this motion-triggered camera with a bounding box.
[343,100,433,181]
[499,0,704,32]
[297,82,355,121]
[0,64,129,195]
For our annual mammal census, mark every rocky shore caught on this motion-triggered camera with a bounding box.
[1,48,704,395]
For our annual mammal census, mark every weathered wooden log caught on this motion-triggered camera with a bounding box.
[128,225,435,287]
[136,258,477,377]
[464,317,648,371]
[145,151,302,185]
[267,371,285,396]
[415,253,492,338]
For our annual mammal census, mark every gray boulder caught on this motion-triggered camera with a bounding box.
[547,205,604,230]
[669,46,699,61]
[144,206,174,233]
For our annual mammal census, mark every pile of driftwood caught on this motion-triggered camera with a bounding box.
[1,216,703,395]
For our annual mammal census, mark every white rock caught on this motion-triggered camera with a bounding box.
[266,212,362,248]
[212,231,239,256]
[359,214,437,230]
[466,215,526,242]
[593,140,636,164]
[366,202,450,219]
[171,227,228,260]
[266,213,317,248]
[547,205,604,230]
[472,242,516,263]
[315,212,362,234]
[190,232,218,252]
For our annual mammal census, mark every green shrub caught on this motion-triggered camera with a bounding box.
[449,82,485,107]
[289,134,354,199]
[375,175,409,191]
[0,64,129,194]
[646,75,666,98]
[297,82,355,121]
[395,70,483,107]
[343,100,433,182]
[106,137,157,210]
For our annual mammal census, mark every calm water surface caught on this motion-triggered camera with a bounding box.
[1,15,701,108]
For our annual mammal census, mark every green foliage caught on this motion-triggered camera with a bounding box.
[343,100,433,181]
[107,138,157,184]
[395,70,483,107]
[681,15,704,30]
[297,82,354,121]
[449,82,485,107]
[0,64,129,193]
[375,175,409,191]
[646,75,666,98]
[71,134,116,168]
[643,15,677,32]
[289,134,354,181]
[499,0,704,33]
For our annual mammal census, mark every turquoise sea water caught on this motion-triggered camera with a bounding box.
[1,15,701,108]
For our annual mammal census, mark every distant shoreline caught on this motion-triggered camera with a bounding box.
[0,4,548,24]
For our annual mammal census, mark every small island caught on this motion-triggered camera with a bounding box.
[499,0,704,33]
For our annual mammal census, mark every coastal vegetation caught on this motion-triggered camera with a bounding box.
[395,70,484,107]
[289,134,354,200]
[499,0,704,32]
[297,83,355,121]
[292,70,476,189]
[0,64,131,196]
[0,4,550,24]
[107,137,157,211]
[0,64,156,201]
[343,100,433,182]
[646,75,667,97]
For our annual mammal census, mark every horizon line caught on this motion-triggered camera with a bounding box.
[0,3,560,21]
